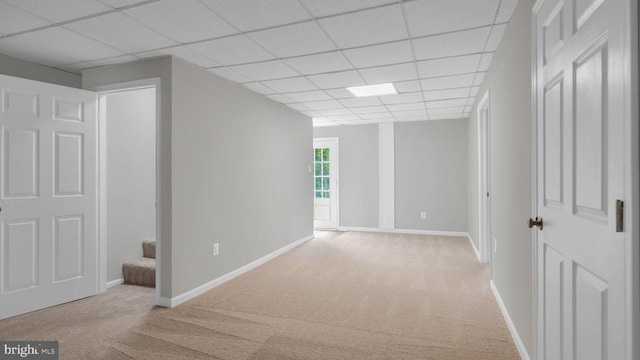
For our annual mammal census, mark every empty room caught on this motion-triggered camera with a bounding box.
[0,0,637,359]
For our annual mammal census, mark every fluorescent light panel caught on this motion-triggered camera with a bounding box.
[346,83,397,97]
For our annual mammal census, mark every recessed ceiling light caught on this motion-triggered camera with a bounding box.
[346,83,397,97]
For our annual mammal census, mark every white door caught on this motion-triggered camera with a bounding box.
[313,138,338,229]
[533,0,629,359]
[0,74,97,319]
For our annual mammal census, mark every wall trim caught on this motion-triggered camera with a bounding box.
[490,280,532,360]
[467,234,482,262]
[158,234,314,308]
[106,279,124,288]
[337,226,469,238]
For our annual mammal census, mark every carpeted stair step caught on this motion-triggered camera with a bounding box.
[142,239,156,259]
[122,257,155,288]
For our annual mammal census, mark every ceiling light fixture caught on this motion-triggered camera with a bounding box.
[346,83,397,97]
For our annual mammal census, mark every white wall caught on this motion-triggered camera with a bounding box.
[313,125,379,228]
[170,58,313,296]
[395,119,468,232]
[467,0,535,356]
[0,52,81,88]
[105,88,156,282]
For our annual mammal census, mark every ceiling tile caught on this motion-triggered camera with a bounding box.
[65,12,177,53]
[426,98,469,108]
[392,109,427,117]
[412,27,489,60]
[339,96,382,107]
[137,46,220,68]
[284,51,352,75]
[317,108,353,116]
[342,40,413,68]
[366,118,396,123]
[379,92,424,105]
[124,0,236,43]
[307,70,365,89]
[417,54,481,78]
[0,27,123,67]
[466,97,476,106]
[188,35,274,66]
[386,103,425,112]
[228,60,299,81]
[287,103,310,111]
[325,88,353,99]
[394,80,421,93]
[469,86,480,96]
[403,0,500,37]
[327,114,362,121]
[423,88,471,101]
[428,106,466,115]
[200,0,311,32]
[3,0,111,22]
[473,72,487,86]
[266,94,295,104]
[420,73,475,91]
[61,54,138,71]
[478,52,494,71]
[335,119,368,125]
[242,82,275,95]
[302,110,321,117]
[360,112,392,119]
[0,2,51,34]
[285,91,332,102]
[495,0,519,23]
[485,24,508,51]
[248,21,336,58]
[429,114,463,120]
[98,0,144,7]
[359,62,417,84]
[261,76,318,92]
[396,115,428,122]
[318,4,408,48]
[208,67,252,83]
[350,106,388,114]
[302,99,344,110]
[313,120,339,127]
[298,0,396,17]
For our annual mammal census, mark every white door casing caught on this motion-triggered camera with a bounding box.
[478,90,491,263]
[313,138,338,229]
[533,0,631,359]
[0,74,97,320]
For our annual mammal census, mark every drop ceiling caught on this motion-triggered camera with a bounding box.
[0,0,519,126]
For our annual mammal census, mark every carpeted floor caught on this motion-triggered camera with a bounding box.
[0,231,519,359]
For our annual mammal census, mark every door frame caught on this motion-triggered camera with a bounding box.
[477,90,491,264]
[313,137,339,230]
[530,0,639,358]
[90,78,163,306]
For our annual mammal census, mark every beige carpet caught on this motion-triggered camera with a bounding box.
[0,231,519,359]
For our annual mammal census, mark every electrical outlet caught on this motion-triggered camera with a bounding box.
[213,243,219,256]
[493,238,497,253]
[420,211,427,219]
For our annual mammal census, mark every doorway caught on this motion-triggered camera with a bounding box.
[313,138,339,229]
[478,90,491,263]
[95,79,161,303]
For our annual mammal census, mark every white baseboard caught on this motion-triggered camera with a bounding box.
[467,234,481,262]
[106,279,124,288]
[157,234,314,308]
[490,280,532,360]
[337,226,469,238]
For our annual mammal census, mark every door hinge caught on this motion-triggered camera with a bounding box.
[616,200,624,232]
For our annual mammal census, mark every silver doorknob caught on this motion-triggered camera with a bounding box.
[528,217,543,230]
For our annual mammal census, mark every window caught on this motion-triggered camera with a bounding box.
[314,148,330,198]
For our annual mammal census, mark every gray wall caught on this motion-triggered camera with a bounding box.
[170,58,313,296]
[395,119,468,232]
[313,125,379,228]
[467,0,534,356]
[105,88,156,282]
[83,56,174,299]
[0,52,81,88]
